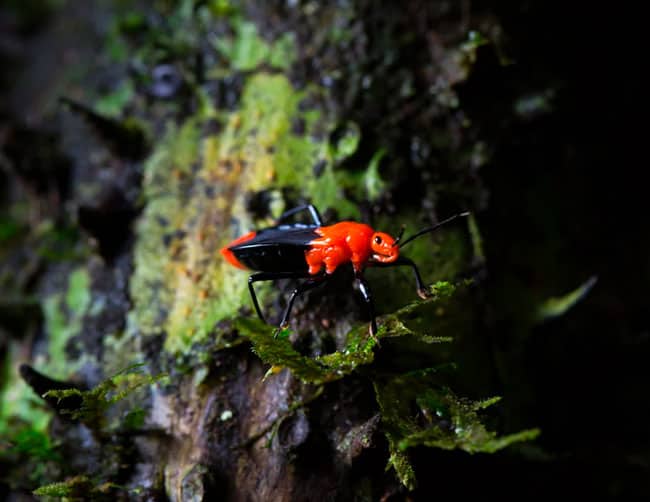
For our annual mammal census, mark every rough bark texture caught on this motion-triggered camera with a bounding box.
[1,1,648,501]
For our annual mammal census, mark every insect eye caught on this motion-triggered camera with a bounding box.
[374,235,382,244]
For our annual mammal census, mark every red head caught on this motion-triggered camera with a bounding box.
[369,231,399,263]
[368,212,471,265]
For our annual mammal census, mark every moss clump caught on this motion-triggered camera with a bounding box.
[44,363,167,431]
[236,281,461,384]
[235,318,331,383]
[374,368,540,489]
[33,475,122,499]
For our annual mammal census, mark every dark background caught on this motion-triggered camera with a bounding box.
[469,2,649,497]
[1,1,648,498]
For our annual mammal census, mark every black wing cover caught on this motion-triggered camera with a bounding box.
[229,225,319,272]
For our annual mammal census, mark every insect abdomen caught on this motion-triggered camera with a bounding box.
[230,243,310,272]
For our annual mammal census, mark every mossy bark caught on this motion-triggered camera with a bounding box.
[1,1,542,500]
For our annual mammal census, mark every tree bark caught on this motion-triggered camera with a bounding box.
[1,1,539,500]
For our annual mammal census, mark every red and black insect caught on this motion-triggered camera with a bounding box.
[221,204,468,336]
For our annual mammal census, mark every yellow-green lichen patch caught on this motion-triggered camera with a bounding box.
[0,343,51,436]
[374,369,540,489]
[131,72,349,355]
[0,268,91,479]
[39,267,91,380]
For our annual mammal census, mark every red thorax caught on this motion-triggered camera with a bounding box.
[306,222,399,275]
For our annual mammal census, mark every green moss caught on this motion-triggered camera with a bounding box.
[374,368,540,488]
[235,318,330,383]
[388,449,417,491]
[94,79,134,118]
[34,221,83,262]
[0,353,57,487]
[0,216,21,242]
[214,19,297,71]
[535,275,598,322]
[33,475,122,499]
[269,33,297,70]
[0,343,52,435]
[309,163,360,220]
[235,282,459,384]
[44,363,166,430]
[0,268,92,484]
[330,121,360,163]
[33,475,92,497]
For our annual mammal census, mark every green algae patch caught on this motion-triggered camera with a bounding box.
[374,369,540,489]
[94,79,135,118]
[41,267,91,380]
[130,71,358,355]
[214,18,297,71]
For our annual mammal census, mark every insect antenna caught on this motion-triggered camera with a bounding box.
[392,225,406,246]
[397,212,470,248]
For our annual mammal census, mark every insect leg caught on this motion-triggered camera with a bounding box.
[370,256,430,299]
[276,204,323,226]
[276,275,328,337]
[248,272,307,324]
[355,271,378,338]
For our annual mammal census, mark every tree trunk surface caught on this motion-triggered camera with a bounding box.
[3,1,647,501]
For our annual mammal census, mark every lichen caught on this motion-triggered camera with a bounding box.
[130,62,368,356]
[41,267,91,380]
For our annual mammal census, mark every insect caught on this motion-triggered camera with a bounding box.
[221,204,469,337]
